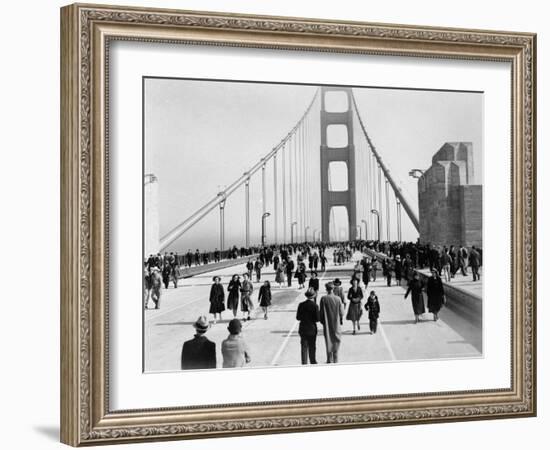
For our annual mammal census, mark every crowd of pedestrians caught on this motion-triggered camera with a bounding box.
[148,239,482,370]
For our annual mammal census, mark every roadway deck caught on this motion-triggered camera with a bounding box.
[144,249,482,372]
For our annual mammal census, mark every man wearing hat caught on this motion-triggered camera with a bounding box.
[181,316,216,370]
[221,319,251,368]
[308,271,320,294]
[296,288,320,364]
[319,282,345,363]
[394,254,402,286]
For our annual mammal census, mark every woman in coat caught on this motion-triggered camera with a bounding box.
[346,278,364,334]
[258,280,272,319]
[227,274,241,318]
[426,269,445,321]
[295,262,307,288]
[333,278,346,306]
[364,290,381,334]
[209,276,225,323]
[240,273,254,321]
[275,263,285,287]
[404,272,425,323]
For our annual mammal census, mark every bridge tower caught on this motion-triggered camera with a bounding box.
[320,87,357,241]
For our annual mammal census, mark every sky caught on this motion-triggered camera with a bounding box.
[144,78,483,253]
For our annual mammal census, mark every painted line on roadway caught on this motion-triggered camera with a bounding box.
[378,322,397,361]
[270,320,299,366]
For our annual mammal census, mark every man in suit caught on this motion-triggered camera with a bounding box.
[296,288,320,364]
[181,316,216,370]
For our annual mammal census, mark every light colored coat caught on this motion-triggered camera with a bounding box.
[319,294,344,353]
[221,334,251,368]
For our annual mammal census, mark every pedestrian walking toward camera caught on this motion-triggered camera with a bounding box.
[308,271,320,294]
[149,266,162,309]
[246,259,253,279]
[382,257,393,287]
[240,273,254,320]
[209,276,225,323]
[346,278,364,334]
[181,316,216,370]
[161,263,171,289]
[254,259,263,282]
[394,255,402,286]
[426,269,445,321]
[221,319,251,368]
[295,261,307,289]
[404,272,425,323]
[286,258,295,287]
[441,248,452,282]
[227,274,241,318]
[371,257,379,281]
[364,291,381,334]
[333,278,346,306]
[319,282,344,363]
[275,263,285,287]
[258,280,272,319]
[296,288,320,365]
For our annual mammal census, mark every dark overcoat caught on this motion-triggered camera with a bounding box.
[426,276,445,313]
[209,283,225,314]
[181,335,216,370]
[405,279,426,315]
[227,279,241,310]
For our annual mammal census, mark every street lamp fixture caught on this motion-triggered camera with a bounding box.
[408,168,424,179]
[261,212,271,247]
[290,221,298,244]
[371,209,381,242]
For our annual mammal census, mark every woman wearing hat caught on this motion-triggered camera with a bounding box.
[258,280,272,319]
[295,261,307,289]
[275,261,285,288]
[308,271,319,294]
[240,273,254,321]
[333,278,346,306]
[426,269,445,321]
[394,255,402,286]
[221,319,251,368]
[209,276,225,323]
[227,274,241,318]
[404,272,426,323]
[346,278,364,334]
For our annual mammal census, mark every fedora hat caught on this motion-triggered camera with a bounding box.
[333,278,342,286]
[193,315,210,333]
[305,288,317,298]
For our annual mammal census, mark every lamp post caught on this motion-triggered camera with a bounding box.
[356,225,362,241]
[217,191,227,251]
[361,219,368,241]
[371,209,381,242]
[261,212,271,247]
[291,221,298,244]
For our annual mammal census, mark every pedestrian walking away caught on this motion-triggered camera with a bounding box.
[296,288,320,365]
[221,319,251,368]
[319,282,344,363]
[181,316,216,370]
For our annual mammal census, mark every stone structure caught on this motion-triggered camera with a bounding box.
[144,174,160,257]
[320,87,357,241]
[418,142,482,248]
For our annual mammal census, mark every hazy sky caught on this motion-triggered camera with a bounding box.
[144,78,482,252]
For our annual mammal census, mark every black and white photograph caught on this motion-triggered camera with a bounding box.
[143,78,483,372]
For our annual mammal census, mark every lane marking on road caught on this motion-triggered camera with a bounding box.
[378,322,397,361]
[145,294,208,323]
[270,320,299,366]
[270,266,329,366]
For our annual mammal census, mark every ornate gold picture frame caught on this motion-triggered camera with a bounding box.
[60,3,536,446]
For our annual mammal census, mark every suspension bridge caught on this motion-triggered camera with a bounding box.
[143,85,483,372]
[152,86,418,255]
